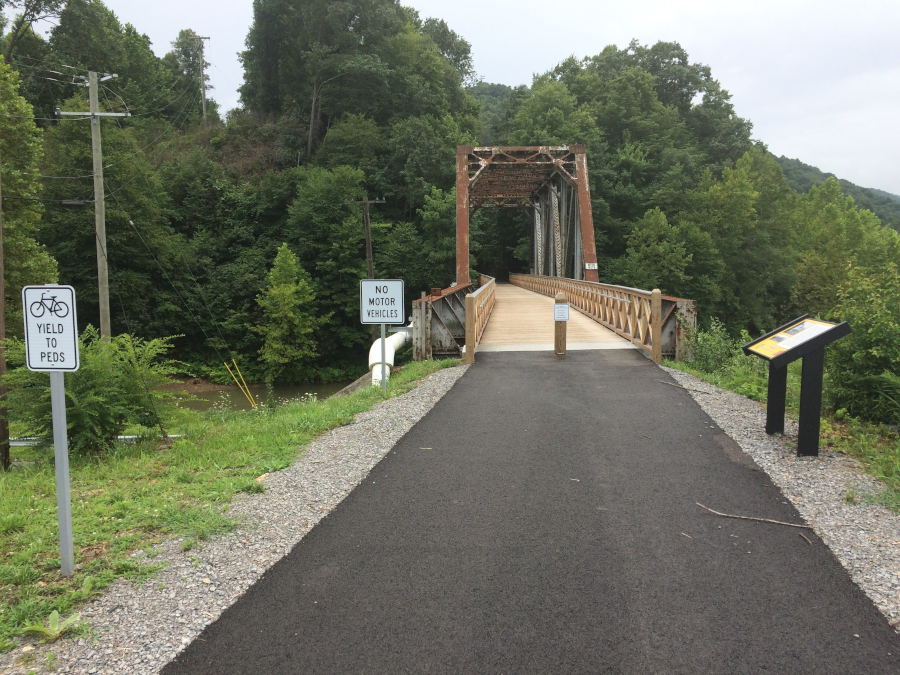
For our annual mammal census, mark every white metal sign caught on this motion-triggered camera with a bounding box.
[360,279,405,325]
[554,303,570,321]
[23,285,80,372]
[584,262,598,270]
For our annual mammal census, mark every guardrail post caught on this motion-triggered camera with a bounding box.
[651,288,662,364]
[465,293,476,364]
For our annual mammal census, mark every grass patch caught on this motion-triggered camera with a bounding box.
[0,358,458,648]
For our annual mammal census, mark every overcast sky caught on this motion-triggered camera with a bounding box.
[87,0,900,194]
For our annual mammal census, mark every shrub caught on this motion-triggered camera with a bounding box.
[827,263,900,424]
[4,327,183,454]
[685,318,737,373]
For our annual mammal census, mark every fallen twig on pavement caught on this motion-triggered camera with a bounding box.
[799,532,814,545]
[696,502,813,529]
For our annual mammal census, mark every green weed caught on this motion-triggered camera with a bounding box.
[239,481,266,495]
[0,513,26,534]
[21,610,82,642]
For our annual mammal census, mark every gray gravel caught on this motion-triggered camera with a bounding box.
[662,365,900,629]
[1,365,468,675]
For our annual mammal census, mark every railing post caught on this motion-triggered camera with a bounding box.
[425,300,432,360]
[465,293,476,364]
[651,288,662,364]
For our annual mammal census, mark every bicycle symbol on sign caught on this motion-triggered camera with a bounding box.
[29,292,69,319]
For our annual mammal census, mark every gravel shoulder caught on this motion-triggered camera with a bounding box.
[662,365,900,629]
[1,365,468,675]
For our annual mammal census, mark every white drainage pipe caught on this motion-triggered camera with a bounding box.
[369,328,411,386]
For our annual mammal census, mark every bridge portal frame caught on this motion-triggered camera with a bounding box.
[455,145,600,286]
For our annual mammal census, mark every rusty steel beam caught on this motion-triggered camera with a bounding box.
[456,145,472,286]
[574,144,599,282]
[454,144,600,284]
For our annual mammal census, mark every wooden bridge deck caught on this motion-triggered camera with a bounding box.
[478,284,633,352]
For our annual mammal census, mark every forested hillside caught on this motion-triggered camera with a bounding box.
[776,156,900,231]
[0,0,898,419]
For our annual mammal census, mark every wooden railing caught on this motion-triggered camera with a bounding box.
[464,275,496,364]
[510,273,665,363]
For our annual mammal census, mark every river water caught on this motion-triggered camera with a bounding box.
[179,381,354,412]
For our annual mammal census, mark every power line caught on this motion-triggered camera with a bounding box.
[103,78,199,118]
[101,89,202,172]
[92,228,169,441]
[0,168,94,180]
[98,88,241,368]
[109,190,229,363]
[8,54,88,73]
[100,89,239,362]
[0,112,90,121]
[99,88,201,196]
[1,196,92,203]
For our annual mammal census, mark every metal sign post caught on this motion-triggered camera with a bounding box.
[381,324,387,392]
[22,285,80,576]
[360,279,405,392]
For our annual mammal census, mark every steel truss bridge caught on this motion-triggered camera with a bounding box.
[407,145,696,368]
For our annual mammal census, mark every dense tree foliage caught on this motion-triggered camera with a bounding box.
[0,56,58,334]
[776,155,900,232]
[1,0,898,422]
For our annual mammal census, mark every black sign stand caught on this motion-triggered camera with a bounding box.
[742,315,851,457]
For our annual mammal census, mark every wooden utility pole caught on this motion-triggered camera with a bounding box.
[348,195,386,280]
[0,125,9,471]
[88,72,111,340]
[59,74,130,339]
[196,36,210,125]
[348,195,385,340]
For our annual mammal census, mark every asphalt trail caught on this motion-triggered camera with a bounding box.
[164,351,900,673]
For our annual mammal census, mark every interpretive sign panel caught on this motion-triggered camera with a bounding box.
[23,285,79,372]
[360,279,404,325]
[746,319,835,360]
[554,303,570,321]
[743,314,851,457]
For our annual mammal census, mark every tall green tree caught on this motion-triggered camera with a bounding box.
[254,243,326,382]
[788,177,900,317]
[678,148,796,333]
[160,29,214,121]
[0,56,57,334]
[2,0,63,61]
[607,207,691,294]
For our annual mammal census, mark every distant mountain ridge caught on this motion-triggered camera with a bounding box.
[775,156,900,231]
